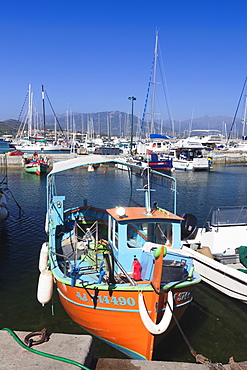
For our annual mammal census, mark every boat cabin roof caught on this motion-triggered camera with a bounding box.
[107,206,183,223]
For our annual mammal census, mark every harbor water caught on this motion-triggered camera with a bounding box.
[0,158,246,364]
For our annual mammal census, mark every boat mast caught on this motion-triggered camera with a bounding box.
[27,84,33,138]
[242,94,247,139]
[42,85,46,138]
[151,32,158,134]
[227,76,247,145]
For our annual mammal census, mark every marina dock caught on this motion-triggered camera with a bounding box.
[1,150,247,168]
[0,330,242,370]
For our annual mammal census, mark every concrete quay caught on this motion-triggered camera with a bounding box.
[209,150,247,164]
[1,150,247,168]
[0,330,94,370]
[0,152,78,167]
[0,330,244,370]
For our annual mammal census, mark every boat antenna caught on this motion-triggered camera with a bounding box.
[137,167,155,215]
[226,76,247,145]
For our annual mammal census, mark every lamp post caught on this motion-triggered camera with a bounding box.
[128,96,136,156]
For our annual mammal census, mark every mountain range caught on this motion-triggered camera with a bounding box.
[0,112,243,139]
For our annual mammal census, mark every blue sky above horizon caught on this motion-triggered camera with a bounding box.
[1,0,247,122]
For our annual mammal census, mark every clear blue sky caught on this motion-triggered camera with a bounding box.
[1,0,247,122]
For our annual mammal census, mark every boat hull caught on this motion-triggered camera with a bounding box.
[181,246,247,303]
[55,279,196,360]
[24,161,49,175]
[172,158,209,171]
[147,159,173,172]
[15,144,61,152]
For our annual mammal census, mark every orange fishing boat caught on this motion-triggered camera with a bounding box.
[37,155,201,360]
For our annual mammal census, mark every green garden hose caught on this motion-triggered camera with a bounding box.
[1,328,91,370]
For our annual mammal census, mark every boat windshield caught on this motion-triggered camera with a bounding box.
[127,222,172,246]
[211,206,247,226]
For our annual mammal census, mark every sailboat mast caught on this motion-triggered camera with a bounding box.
[242,94,247,139]
[42,85,46,138]
[151,32,158,134]
[28,84,33,138]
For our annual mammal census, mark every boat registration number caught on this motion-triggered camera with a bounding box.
[76,292,136,306]
[76,290,193,307]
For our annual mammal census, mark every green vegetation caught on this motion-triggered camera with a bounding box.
[0,120,18,136]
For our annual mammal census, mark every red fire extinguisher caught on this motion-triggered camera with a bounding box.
[132,255,141,280]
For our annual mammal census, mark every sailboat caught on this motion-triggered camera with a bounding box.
[37,155,201,360]
[14,85,62,152]
[228,93,247,152]
[135,32,173,172]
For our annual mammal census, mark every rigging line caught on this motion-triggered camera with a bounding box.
[157,44,174,131]
[7,188,24,217]
[227,76,247,144]
[15,90,29,136]
[44,91,66,139]
[139,55,155,141]
[0,175,7,185]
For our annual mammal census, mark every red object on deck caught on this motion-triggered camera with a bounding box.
[132,256,141,280]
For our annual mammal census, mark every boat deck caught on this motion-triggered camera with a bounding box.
[227,262,246,271]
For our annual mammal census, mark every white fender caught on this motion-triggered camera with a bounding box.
[138,290,173,335]
[45,212,49,234]
[39,242,49,272]
[37,269,53,306]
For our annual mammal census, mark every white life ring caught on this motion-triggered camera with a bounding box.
[138,290,173,335]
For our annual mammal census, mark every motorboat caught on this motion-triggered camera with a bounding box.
[169,138,211,171]
[180,208,247,304]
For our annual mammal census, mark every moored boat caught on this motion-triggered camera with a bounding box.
[38,155,201,360]
[116,152,173,174]
[169,139,211,171]
[181,207,247,303]
[22,152,49,175]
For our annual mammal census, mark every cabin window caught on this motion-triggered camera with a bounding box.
[127,223,148,248]
[155,223,173,245]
